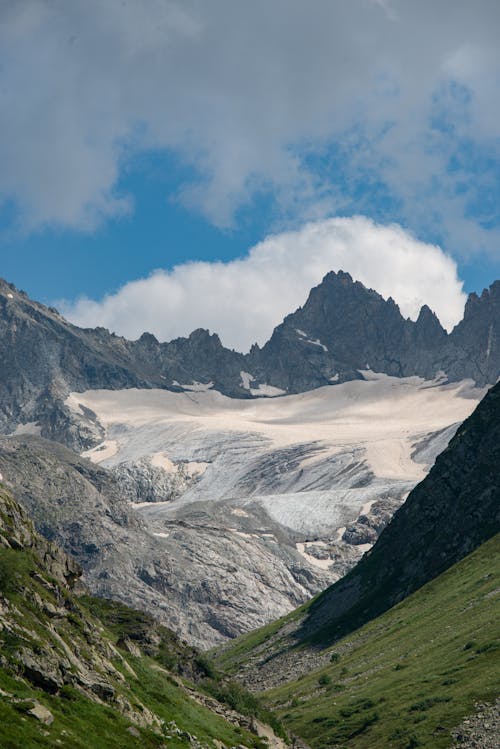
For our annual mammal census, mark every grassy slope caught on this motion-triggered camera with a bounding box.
[0,547,265,749]
[263,534,499,749]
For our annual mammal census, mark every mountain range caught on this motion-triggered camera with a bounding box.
[1,271,499,450]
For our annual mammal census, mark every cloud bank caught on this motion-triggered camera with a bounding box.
[61,217,467,351]
[1,1,500,254]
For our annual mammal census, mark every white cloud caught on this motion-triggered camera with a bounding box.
[61,217,467,351]
[1,1,500,254]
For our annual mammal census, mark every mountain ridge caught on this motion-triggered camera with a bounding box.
[1,272,499,450]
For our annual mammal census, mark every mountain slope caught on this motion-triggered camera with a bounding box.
[302,378,500,644]
[0,483,285,748]
[60,374,479,644]
[265,533,499,749]
[0,434,335,648]
[216,381,500,683]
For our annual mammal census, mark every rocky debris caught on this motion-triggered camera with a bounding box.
[0,435,342,648]
[341,496,403,545]
[111,457,198,504]
[27,701,55,725]
[451,700,500,749]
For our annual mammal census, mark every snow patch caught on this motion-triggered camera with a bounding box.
[296,542,333,570]
[356,543,373,553]
[240,371,255,390]
[250,383,286,397]
[150,452,209,477]
[231,508,250,518]
[6,293,13,299]
[172,380,214,391]
[295,328,328,351]
[82,440,118,463]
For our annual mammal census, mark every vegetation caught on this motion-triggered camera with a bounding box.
[263,534,499,748]
[0,487,272,749]
[84,595,286,738]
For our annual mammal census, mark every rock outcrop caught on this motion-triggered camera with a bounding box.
[0,435,338,648]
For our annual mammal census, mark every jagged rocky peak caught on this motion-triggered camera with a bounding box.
[412,304,447,346]
[449,280,500,384]
[188,327,223,346]
[137,331,159,346]
[255,269,446,391]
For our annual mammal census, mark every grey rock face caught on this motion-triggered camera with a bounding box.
[0,435,341,648]
[0,280,247,449]
[248,271,500,392]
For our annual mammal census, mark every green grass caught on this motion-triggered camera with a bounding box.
[0,521,267,748]
[264,534,499,749]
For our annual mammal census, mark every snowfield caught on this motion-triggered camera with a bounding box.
[64,373,484,645]
[69,372,481,534]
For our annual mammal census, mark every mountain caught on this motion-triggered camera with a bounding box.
[215,380,500,684]
[0,483,286,748]
[1,273,499,450]
[53,372,480,646]
[0,278,246,450]
[251,271,500,393]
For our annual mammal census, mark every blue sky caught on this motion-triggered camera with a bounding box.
[1,1,499,348]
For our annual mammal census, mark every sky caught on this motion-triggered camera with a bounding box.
[1,0,500,351]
